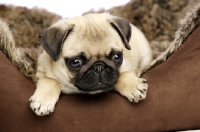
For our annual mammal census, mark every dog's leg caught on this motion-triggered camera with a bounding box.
[29,78,61,116]
[114,71,148,103]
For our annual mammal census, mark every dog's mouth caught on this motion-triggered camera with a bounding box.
[77,82,112,92]
[74,61,119,92]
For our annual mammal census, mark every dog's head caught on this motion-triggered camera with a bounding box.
[38,13,132,93]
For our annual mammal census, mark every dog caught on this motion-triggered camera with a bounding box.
[29,13,152,116]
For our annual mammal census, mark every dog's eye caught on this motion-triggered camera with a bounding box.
[111,52,123,66]
[68,58,83,68]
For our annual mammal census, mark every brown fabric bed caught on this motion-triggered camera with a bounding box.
[1,2,200,131]
[0,15,200,132]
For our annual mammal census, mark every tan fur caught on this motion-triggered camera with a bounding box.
[29,13,152,116]
[84,0,199,59]
[29,78,61,115]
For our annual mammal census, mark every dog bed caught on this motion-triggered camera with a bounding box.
[0,2,200,131]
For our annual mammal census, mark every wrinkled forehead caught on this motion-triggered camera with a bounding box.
[62,34,123,59]
[69,16,110,40]
[61,15,124,58]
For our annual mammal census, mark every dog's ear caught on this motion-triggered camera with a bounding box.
[110,17,132,50]
[38,25,74,61]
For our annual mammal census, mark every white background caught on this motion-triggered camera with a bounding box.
[0,0,130,18]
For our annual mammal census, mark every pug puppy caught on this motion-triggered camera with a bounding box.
[29,13,152,116]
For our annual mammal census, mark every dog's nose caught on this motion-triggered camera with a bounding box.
[93,62,105,73]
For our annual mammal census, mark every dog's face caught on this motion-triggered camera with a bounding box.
[38,13,131,93]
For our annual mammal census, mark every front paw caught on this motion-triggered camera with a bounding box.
[29,94,58,116]
[123,78,148,103]
[114,72,148,103]
[29,78,61,116]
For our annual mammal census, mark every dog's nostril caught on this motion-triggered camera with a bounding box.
[94,64,105,72]
[93,62,105,73]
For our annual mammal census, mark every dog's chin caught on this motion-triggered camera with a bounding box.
[86,89,111,94]
[77,83,113,93]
